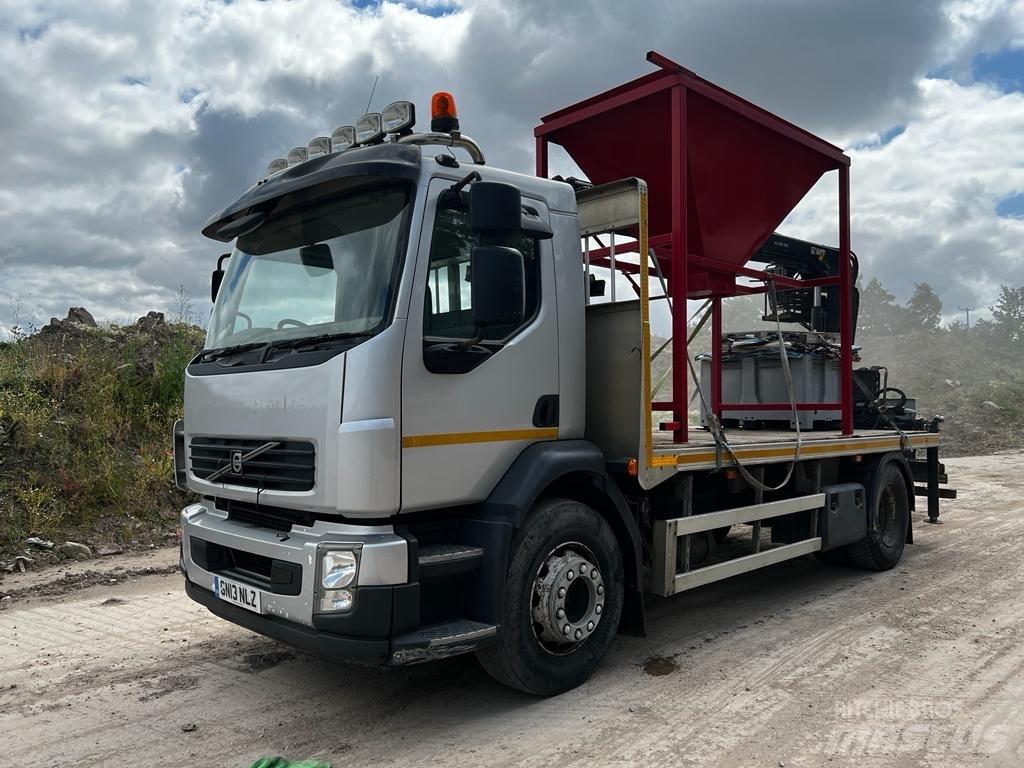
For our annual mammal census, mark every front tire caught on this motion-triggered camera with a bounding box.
[476,497,624,695]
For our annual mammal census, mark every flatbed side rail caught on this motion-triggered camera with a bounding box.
[652,493,824,597]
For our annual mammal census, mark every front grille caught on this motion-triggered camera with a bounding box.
[190,436,315,491]
[218,498,317,532]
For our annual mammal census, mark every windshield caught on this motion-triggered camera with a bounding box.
[206,184,411,352]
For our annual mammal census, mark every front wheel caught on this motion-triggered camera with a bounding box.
[476,497,624,695]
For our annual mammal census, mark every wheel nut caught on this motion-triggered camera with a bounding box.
[556,608,565,618]
[558,587,566,598]
[587,621,594,631]
[574,629,583,640]
[563,625,570,635]
[596,604,602,614]
[567,570,574,580]
[591,568,598,579]
[597,585,604,595]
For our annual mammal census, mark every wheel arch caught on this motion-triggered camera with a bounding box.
[479,440,645,636]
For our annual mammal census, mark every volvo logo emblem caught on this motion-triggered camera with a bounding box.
[204,441,281,483]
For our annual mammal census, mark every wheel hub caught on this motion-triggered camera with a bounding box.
[878,485,900,547]
[531,544,605,650]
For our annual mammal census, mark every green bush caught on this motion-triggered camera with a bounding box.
[0,317,203,551]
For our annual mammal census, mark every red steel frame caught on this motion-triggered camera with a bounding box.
[534,52,854,444]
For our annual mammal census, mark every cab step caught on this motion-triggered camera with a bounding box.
[390,620,498,665]
[416,543,484,577]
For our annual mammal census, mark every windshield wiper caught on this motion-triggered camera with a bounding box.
[197,341,268,363]
[261,331,373,361]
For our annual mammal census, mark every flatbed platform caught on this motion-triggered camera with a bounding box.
[649,427,939,471]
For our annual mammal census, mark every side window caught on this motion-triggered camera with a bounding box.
[423,205,539,342]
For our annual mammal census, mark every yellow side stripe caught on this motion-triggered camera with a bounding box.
[402,428,559,449]
[649,433,940,469]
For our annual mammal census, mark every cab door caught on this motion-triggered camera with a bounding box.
[400,177,559,512]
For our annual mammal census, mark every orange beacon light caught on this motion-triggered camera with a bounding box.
[431,91,459,133]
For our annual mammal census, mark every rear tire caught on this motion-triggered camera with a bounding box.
[847,461,910,570]
[476,497,624,696]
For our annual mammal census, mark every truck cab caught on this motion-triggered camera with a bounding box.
[178,126,614,684]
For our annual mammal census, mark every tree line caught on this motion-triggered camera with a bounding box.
[859,277,1024,344]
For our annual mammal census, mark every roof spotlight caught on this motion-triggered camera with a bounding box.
[355,112,384,145]
[331,125,356,152]
[381,101,415,135]
[307,136,332,158]
[287,147,309,166]
[266,158,288,175]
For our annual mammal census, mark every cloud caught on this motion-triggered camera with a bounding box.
[0,0,1022,330]
[0,0,471,324]
[783,77,1024,318]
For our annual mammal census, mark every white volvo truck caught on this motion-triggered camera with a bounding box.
[176,62,951,695]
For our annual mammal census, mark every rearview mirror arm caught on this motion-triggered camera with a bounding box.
[439,170,481,208]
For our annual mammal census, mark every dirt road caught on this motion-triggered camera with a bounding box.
[2,455,1022,767]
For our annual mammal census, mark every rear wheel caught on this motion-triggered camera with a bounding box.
[847,461,910,570]
[476,497,624,695]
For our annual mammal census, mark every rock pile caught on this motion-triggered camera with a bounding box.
[38,306,98,337]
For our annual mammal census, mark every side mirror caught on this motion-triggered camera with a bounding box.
[211,253,230,302]
[469,182,521,235]
[471,246,525,328]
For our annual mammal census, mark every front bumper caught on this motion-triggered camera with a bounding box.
[180,502,419,661]
[185,579,391,662]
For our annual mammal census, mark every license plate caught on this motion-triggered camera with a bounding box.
[213,575,262,614]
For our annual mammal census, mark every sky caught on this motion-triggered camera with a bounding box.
[1,0,1023,336]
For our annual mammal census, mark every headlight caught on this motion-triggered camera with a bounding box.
[321,550,357,589]
[318,590,353,613]
[316,545,360,613]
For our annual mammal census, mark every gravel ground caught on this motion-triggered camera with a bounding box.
[1,454,1021,768]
